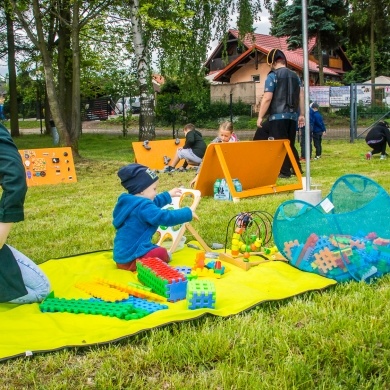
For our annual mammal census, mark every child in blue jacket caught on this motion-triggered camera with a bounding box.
[113,163,197,271]
[311,103,326,159]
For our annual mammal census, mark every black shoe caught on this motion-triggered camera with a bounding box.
[163,166,175,173]
[278,173,292,179]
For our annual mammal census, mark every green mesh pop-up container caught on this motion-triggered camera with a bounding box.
[273,175,390,282]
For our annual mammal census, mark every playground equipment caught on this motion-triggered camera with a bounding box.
[19,147,77,186]
[194,140,302,200]
[132,139,186,170]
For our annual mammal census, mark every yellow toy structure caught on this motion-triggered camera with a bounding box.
[156,189,212,254]
[194,140,303,200]
[132,139,186,170]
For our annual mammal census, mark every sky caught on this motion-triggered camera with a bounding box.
[0,10,271,78]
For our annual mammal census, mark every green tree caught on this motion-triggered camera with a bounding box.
[116,0,267,141]
[10,0,112,157]
[347,0,390,84]
[268,0,287,37]
[272,0,347,85]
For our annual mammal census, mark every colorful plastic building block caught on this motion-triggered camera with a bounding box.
[75,280,129,302]
[40,292,149,320]
[118,296,169,313]
[95,278,167,302]
[136,258,188,302]
[187,280,216,310]
[91,296,168,314]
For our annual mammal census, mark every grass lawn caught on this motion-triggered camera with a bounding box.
[1,133,390,389]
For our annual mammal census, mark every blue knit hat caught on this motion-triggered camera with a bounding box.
[118,163,159,194]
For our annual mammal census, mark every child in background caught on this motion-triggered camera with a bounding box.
[113,163,198,272]
[163,123,206,172]
[211,121,239,143]
[190,121,238,187]
[311,102,326,160]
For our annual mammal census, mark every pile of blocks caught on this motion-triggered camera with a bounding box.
[136,258,188,302]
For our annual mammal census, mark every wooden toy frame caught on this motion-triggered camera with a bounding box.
[194,140,303,199]
[156,189,212,254]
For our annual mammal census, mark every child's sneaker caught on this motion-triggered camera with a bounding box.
[176,167,187,172]
[314,156,321,160]
[365,152,372,160]
[163,166,175,173]
[175,138,180,145]
[380,154,387,160]
[163,156,171,165]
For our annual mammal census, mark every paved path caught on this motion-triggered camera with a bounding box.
[18,120,355,140]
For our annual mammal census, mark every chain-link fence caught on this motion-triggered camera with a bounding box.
[310,84,390,141]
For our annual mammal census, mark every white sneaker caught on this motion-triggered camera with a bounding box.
[380,155,387,160]
[314,156,321,160]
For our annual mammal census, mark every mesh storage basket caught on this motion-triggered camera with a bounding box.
[273,174,390,282]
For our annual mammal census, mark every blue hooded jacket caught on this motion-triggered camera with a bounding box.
[311,109,326,134]
[112,191,192,264]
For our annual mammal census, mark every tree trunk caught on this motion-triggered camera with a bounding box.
[57,1,73,133]
[70,0,81,157]
[5,8,20,137]
[29,0,69,147]
[370,7,375,102]
[130,0,156,141]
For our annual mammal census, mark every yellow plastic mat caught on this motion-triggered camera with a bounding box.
[0,243,336,361]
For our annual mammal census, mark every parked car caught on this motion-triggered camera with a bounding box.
[115,96,140,114]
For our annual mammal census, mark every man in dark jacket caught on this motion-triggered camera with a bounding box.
[256,49,304,178]
[365,121,390,160]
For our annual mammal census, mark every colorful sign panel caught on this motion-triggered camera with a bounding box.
[19,147,77,187]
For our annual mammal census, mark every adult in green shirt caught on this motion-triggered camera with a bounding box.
[0,123,50,303]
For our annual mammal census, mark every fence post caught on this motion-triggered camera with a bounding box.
[230,92,233,123]
[350,83,357,143]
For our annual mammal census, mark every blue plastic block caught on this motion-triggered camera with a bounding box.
[165,279,188,302]
[174,266,192,275]
[187,280,216,310]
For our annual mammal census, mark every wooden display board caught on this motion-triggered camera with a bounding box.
[132,139,186,170]
[194,140,302,199]
[19,147,77,187]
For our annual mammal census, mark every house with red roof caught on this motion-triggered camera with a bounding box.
[205,30,352,110]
